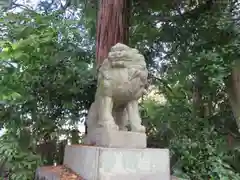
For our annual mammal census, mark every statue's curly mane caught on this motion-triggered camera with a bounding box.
[96,43,148,100]
[99,43,147,80]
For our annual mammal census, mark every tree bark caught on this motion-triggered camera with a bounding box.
[96,0,130,68]
[227,63,240,132]
[85,0,131,135]
[192,75,204,118]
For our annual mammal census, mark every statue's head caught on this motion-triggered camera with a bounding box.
[97,43,148,98]
[107,43,146,67]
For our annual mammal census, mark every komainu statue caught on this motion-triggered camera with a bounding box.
[86,43,148,133]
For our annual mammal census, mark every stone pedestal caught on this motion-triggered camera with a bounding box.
[83,128,147,148]
[64,145,170,180]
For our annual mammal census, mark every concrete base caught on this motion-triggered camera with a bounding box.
[83,128,147,148]
[64,145,170,180]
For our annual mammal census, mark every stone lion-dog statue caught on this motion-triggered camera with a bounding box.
[86,43,148,133]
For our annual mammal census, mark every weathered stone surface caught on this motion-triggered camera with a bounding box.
[85,43,148,143]
[64,145,170,180]
[83,127,146,148]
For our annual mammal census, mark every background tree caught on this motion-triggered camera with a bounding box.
[0,4,96,178]
[96,0,130,67]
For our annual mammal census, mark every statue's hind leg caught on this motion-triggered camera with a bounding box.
[127,100,145,133]
[114,107,128,131]
[98,96,118,130]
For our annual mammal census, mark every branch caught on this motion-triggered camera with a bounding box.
[160,43,180,60]
[154,0,215,22]
[214,125,240,140]
[148,74,173,94]
[0,159,7,177]
[60,0,71,11]
[10,2,35,13]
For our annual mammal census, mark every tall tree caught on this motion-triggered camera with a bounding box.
[96,0,130,67]
[85,0,131,133]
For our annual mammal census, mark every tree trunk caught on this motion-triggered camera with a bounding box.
[96,0,131,68]
[227,63,240,132]
[192,75,204,118]
[85,0,131,135]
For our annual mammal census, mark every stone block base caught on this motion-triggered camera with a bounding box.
[83,128,147,148]
[64,145,170,180]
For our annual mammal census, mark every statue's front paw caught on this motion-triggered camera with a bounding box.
[131,125,145,133]
[119,126,128,131]
[99,121,119,131]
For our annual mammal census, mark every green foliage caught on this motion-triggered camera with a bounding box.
[0,132,43,180]
[137,1,240,179]
[0,9,96,179]
[143,97,240,179]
